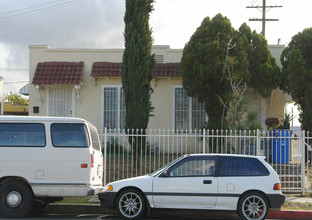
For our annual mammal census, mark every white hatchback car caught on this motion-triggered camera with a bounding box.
[99,154,285,220]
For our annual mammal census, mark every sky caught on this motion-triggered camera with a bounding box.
[0,0,311,104]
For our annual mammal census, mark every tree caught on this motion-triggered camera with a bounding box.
[121,0,155,165]
[222,40,261,131]
[3,93,29,105]
[242,24,280,98]
[280,28,312,130]
[180,14,280,130]
[121,0,155,131]
[180,14,233,130]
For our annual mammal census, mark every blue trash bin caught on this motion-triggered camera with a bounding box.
[270,129,291,164]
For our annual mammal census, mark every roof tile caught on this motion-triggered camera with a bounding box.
[90,62,180,78]
[32,61,84,85]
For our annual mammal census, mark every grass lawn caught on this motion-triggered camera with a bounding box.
[56,197,98,204]
[282,201,312,210]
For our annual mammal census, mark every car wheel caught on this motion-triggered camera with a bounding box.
[238,192,269,220]
[0,180,34,218]
[116,189,145,220]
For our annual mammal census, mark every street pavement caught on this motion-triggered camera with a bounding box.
[41,196,312,220]
[0,196,310,220]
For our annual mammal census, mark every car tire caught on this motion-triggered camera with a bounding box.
[0,179,34,218]
[238,192,269,220]
[116,188,145,220]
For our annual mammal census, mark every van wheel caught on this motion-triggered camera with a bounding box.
[238,192,268,220]
[116,189,145,220]
[0,180,34,218]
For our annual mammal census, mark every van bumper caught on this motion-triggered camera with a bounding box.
[87,186,104,196]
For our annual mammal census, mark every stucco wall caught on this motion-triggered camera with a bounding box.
[149,78,182,129]
[29,45,286,132]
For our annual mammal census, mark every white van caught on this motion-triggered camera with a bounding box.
[0,116,104,218]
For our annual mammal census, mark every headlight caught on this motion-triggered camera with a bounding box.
[104,184,113,191]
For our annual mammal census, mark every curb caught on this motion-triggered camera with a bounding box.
[46,204,312,219]
[268,210,312,219]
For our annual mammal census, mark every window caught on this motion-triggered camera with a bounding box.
[51,123,89,148]
[89,125,101,151]
[174,87,206,130]
[103,87,125,130]
[168,157,217,177]
[220,157,269,176]
[0,123,45,147]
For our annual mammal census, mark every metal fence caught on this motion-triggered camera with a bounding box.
[99,128,312,194]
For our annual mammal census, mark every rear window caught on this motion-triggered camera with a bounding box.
[89,125,100,151]
[220,157,269,176]
[51,123,89,148]
[0,123,45,147]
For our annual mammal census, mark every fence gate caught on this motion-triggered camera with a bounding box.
[100,129,312,194]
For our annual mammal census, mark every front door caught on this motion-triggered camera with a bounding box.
[152,156,218,209]
[47,86,74,117]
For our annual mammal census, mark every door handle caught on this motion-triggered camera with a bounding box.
[203,180,212,184]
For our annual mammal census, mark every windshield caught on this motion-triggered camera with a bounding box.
[150,155,185,176]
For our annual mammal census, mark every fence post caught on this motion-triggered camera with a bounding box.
[256,129,260,156]
[203,129,206,153]
[103,127,107,186]
[301,130,306,196]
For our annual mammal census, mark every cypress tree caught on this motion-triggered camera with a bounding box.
[121,0,155,163]
[121,0,155,130]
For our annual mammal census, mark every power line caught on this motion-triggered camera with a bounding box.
[0,0,64,15]
[0,68,28,71]
[4,81,29,84]
[0,0,86,22]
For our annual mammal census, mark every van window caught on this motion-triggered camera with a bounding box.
[89,125,100,151]
[220,157,269,176]
[51,123,89,148]
[0,123,45,147]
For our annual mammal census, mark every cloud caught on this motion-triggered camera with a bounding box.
[0,0,125,93]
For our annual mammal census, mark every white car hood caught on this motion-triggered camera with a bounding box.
[109,175,154,192]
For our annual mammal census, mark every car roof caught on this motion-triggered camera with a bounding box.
[186,153,264,159]
[0,115,88,123]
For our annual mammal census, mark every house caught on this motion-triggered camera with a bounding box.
[3,102,28,115]
[29,45,286,133]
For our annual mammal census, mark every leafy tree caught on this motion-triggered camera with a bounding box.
[3,92,29,105]
[242,25,280,98]
[121,0,155,130]
[180,14,233,130]
[180,14,280,130]
[280,28,312,130]
[222,40,261,131]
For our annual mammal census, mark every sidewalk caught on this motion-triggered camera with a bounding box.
[45,196,312,219]
[266,196,312,219]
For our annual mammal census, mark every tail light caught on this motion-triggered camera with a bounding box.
[91,154,94,167]
[81,164,88,168]
[273,183,282,190]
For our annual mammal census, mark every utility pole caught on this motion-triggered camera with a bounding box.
[247,0,282,37]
